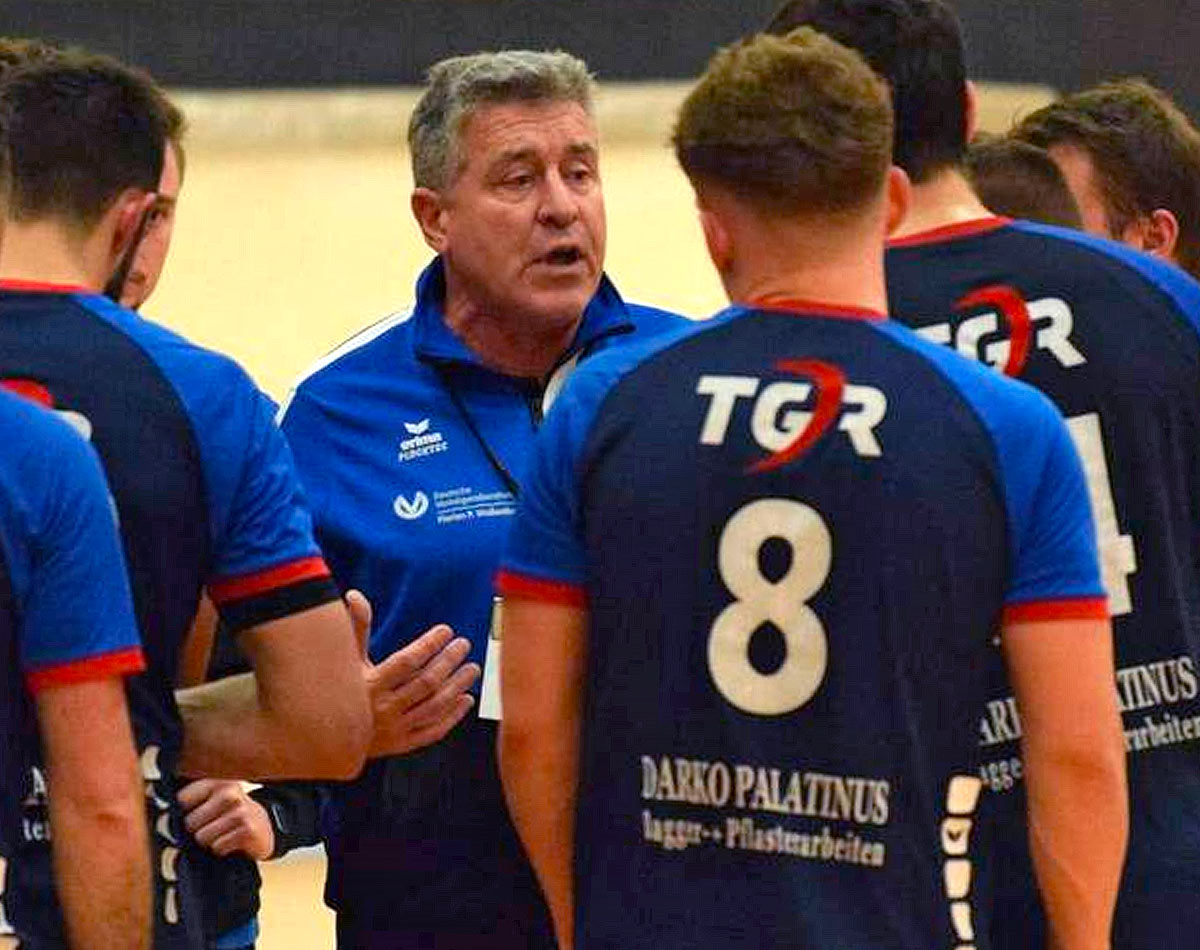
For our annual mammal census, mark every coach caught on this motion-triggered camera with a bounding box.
[221,50,684,948]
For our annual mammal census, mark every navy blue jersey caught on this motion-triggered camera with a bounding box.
[278,259,682,936]
[498,302,1105,950]
[0,389,143,862]
[0,282,339,949]
[887,218,1200,946]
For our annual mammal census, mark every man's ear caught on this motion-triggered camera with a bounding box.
[1127,208,1180,262]
[964,80,979,144]
[109,189,157,265]
[411,188,450,253]
[884,166,912,236]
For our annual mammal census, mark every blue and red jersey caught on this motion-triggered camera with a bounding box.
[887,218,1200,946]
[499,301,1104,949]
[0,388,143,862]
[0,282,338,949]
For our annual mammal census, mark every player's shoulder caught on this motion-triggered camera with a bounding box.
[0,388,95,471]
[567,312,718,411]
[1009,222,1200,325]
[622,300,691,337]
[875,319,1063,438]
[75,293,259,400]
[282,308,416,410]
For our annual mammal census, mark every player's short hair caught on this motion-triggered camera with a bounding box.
[1013,78,1200,279]
[0,38,187,181]
[965,135,1082,229]
[408,50,595,191]
[0,36,61,75]
[766,0,967,184]
[0,50,183,230]
[673,27,892,218]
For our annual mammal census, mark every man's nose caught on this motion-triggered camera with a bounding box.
[537,171,579,228]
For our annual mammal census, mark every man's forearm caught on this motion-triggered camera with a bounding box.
[176,672,360,780]
[176,601,371,781]
[499,728,577,950]
[1024,736,1127,950]
[49,764,150,950]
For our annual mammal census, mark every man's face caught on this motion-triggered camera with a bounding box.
[1046,142,1119,240]
[119,142,182,309]
[435,100,606,331]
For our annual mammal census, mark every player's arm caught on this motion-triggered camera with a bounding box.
[18,406,152,949]
[1001,615,1126,950]
[993,389,1127,950]
[36,678,150,950]
[498,597,587,950]
[177,594,217,689]
[172,373,372,781]
[176,598,369,781]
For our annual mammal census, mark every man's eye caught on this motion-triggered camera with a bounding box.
[504,174,534,188]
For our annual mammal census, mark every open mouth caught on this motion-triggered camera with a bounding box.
[540,246,585,267]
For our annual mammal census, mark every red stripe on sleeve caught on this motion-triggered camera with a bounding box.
[495,569,587,607]
[208,556,332,606]
[1001,597,1109,625]
[26,647,146,693]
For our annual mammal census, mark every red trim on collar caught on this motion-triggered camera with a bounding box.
[887,216,1012,249]
[746,298,887,322]
[0,279,92,294]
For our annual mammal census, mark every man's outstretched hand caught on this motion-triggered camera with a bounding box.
[347,590,482,758]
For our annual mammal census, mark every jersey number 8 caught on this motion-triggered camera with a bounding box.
[708,498,831,715]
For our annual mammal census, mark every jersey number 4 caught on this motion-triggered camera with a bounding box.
[708,499,830,715]
[1067,413,1136,616]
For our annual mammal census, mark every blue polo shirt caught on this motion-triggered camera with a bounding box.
[279,258,684,935]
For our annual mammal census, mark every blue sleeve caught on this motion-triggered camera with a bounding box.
[878,323,1106,620]
[496,366,604,605]
[19,412,144,691]
[177,357,338,631]
[995,396,1108,620]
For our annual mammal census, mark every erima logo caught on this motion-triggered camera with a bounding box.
[398,419,448,462]
[916,287,1085,376]
[393,492,430,520]
[697,360,886,469]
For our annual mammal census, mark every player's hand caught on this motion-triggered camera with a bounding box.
[346,590,481,757]
[177,779,274,860]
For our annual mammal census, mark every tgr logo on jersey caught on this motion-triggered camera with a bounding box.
[393,491,430,520]
[697,360,886,470]
[916,287,1085,377]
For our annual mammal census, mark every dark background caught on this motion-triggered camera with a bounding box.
[4,1,1198,116]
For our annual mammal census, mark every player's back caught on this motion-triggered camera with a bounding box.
[525,302,1101,949]
[0,283,329,949]
[887,219,1200,934]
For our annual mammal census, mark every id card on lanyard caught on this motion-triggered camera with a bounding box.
[479,595,504,721]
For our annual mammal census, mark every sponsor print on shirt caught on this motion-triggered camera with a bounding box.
[392,485,516,525]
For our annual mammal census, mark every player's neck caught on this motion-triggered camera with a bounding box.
[724,238,888,315]
[0,219,110,291]
[891,167,994,240]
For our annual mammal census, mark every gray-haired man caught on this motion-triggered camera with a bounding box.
[190,50,684,948]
